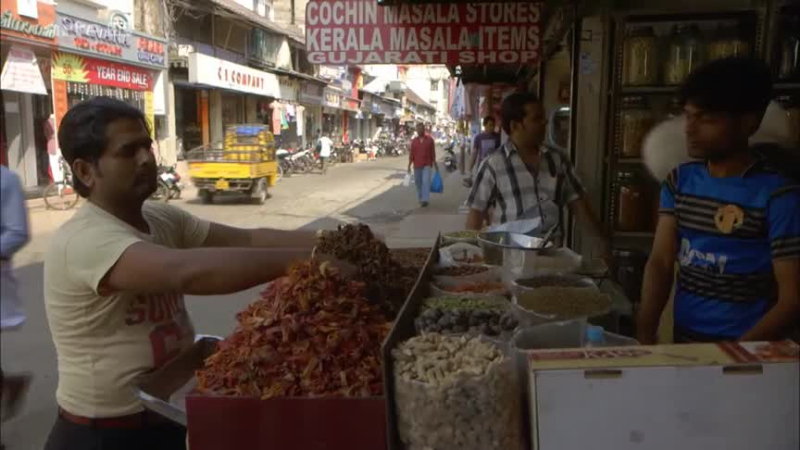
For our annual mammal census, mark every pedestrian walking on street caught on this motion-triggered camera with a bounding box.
[42,97,341,450]
[468,116,501,178]
[408,122,437,207]
[0,165,32,450]
[316,129,333,174]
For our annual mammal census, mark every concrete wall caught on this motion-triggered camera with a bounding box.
[404,65,450,121]
[272,0,308,30]
[209,90,224,144]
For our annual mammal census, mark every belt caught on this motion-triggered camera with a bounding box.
[58,407,170,429]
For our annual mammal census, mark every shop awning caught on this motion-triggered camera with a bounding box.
[207,0,305,44]
[403,87,436,112]
[269,67,328,85]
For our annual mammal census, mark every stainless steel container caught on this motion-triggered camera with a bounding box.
[477,232,554,266]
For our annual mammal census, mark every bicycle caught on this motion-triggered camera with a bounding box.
[43,158,80,210]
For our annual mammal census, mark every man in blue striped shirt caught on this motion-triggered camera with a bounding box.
[638,58,800,343]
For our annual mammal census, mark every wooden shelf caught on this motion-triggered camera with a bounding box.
[619,86,679,95]
[616,158,644,164]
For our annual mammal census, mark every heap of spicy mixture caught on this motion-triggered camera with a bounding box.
[318,224,418,318]
[196,260,392,398]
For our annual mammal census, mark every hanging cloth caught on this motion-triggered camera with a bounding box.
[296,105,305,137]
[272,103,282,135]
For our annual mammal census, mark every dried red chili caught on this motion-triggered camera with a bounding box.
[196,260,391,399]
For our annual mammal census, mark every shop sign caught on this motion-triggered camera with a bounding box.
[300,83,323,105]
[188,52,279,97]
[0,0,56,43]
[323,88,341,108]
[306,0,541,65]
[1,45,47,95]
[342,97,359,112]
[318,64,346,80]
[278,77,298,102]
[52,52,154,91]
[56,13,167,69]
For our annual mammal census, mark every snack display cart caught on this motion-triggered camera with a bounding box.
[135,225,798,450]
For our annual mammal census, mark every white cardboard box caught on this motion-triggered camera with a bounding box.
[525,341,799,450]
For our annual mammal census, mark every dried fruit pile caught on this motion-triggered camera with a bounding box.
[390,248,432,269]
[319,224,417,317]
[196,260,392,398]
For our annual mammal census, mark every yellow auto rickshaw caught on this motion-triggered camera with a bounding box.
[187,125,279,204]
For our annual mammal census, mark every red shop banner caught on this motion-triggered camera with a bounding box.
[52,52,154,91]
[306,0,542,66]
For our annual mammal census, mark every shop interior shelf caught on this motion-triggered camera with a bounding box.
[619,86,680,95]
[775,82,800,91]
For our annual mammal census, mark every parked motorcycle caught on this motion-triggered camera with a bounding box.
[291,148,315,174]
[151,164,183,201]
[443,143,458,172]
[276,148,294,178]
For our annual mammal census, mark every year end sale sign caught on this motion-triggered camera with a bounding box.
[52,52,154,90]
[306,0,541,65]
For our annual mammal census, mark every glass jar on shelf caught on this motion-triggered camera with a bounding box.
[623,26,659,86]
[778,16,800,81]
[616,170,649,233]
[707,24,751,61]
[620,97,654,159]
[665,24,703,85]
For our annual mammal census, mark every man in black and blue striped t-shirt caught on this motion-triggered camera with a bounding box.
[638,58,800,344]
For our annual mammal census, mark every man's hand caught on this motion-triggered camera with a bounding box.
[740,258,800,341]
[637,214,678,344]
[465,209,486,231]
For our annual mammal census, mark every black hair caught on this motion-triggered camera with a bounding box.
[483,116,495,126]
[680,57,772,116]
[501,92,540,134]
[58,97,150,197]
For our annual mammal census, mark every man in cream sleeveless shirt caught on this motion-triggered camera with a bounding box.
[45,201,207,418]
[44,98,327,450]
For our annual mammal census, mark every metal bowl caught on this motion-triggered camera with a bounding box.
[477,232,556,265]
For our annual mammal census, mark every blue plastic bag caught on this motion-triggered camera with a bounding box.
[431,170,444,194]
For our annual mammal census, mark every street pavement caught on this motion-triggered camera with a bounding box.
[1,154,470,450]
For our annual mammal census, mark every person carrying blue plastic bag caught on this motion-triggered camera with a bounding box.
[408,122,437,207]
[430,168,444,194]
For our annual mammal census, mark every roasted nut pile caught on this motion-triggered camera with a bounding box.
[196,260,391,399]
[393,334,522,450]
[390,248,432,269]
[318,224,417,317]
[433,265,490,277]
[517,287,612,319]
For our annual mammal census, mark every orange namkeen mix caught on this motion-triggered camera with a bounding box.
[196,260,392,399]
